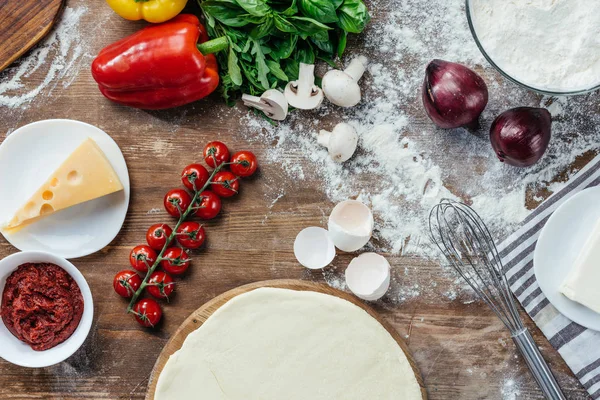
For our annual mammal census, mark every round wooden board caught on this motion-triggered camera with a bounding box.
[146,279,428,399]
[0,0,65,73]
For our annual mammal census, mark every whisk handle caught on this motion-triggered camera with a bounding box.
[512,329,566,400]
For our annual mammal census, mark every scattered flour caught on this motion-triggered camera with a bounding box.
[240,0,600,260]
[0,5,89,108]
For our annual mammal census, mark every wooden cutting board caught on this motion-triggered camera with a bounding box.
[0,0,65,73]
[146,279,428,400]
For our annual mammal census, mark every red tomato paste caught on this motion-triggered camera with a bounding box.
[1,263,84,351]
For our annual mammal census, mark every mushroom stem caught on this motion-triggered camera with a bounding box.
[344,56,368,82]
[297,63,317,97]
[317,130,331,147]
[242,94,265,110]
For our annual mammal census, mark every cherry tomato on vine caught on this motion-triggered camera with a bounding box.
[230,151,258,177]
[147,271,175,299]
[181,163,210,192]
[194,190,222,220]
[161,247,191,275]
[129,245,157,273]
[203,141,230,168]
[176,221,206,249]
[146,223,173,251]
[164,188,192,217]
[113,270,142,298]
[211,171,239,198]
[132,298,162,328]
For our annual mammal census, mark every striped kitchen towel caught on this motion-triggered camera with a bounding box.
[497,155,600,399]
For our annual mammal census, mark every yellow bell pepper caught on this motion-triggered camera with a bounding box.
[106,0,188,23]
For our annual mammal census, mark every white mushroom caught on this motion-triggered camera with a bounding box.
[318,122,358,162]
[322,56,368,107]
[242,89,288,121]
[284,63,324,110]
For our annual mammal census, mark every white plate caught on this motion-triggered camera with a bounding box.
[534,186,600,331]
[0,120,130,259]
[0,251,94,367]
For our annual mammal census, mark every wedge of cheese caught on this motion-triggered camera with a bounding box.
[3,138,123,232]
[560,218,600,314]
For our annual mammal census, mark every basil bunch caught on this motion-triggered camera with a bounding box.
[198,0,370,103]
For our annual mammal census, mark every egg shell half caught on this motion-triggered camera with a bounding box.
[345,252,391,301]
[328,200,373,252]
[294,227,336,270]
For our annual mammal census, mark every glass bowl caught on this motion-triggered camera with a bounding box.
[465,0,600,96]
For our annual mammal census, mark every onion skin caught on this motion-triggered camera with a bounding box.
[422,59,489,129]
[490,107,552,168]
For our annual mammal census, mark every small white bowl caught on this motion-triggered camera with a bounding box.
[0,251,93,367]
[345,253,391,301]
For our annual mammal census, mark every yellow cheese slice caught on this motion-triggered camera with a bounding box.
[3,138,124,232]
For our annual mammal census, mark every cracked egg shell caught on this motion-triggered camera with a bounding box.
[294,227,336,270]
[328,200,373,252]
[345,253,391,301]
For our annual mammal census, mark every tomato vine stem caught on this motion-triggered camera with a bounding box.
[126,161,228,313]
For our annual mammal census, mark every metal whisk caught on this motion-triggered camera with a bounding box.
[429,199,565,400]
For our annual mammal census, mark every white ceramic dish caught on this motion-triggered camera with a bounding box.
[0,251,94,367]
[0,119,130,259]
[534,187,600,331]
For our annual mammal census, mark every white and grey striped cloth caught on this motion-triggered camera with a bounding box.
[497,155,600,399]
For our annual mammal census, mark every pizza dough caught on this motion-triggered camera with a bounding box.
[155,288,422,400]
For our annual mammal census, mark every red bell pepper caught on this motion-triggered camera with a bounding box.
[91,14,228,110]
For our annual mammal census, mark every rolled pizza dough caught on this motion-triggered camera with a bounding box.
[155,287,422,399]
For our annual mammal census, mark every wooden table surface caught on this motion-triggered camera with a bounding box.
[0,0,595,399]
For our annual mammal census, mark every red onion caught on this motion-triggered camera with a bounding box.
[422,59,489,129]
[490,107,552,167]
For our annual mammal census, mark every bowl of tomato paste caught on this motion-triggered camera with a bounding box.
[0,251,93,367]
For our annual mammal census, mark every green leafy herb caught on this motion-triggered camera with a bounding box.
[198,0,370,104]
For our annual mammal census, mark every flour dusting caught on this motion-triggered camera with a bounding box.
[240,0,600,260]
[0,6,89,108]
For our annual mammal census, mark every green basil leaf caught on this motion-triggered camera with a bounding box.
[265,60,289,81]
[236,0,271,16]
[336,0,370,33]
[274,14,299,34]
[270,34,298,60]
[282,0,298,15]
[283,59,300,81]
[295,41,315,64]
[331,0,343,9]
[250,15,274,38]
[299,0,338,23]
[201,1,251,27]
[227,47,243,86]
[337,29,347,58]
[310,31,334,54]
[289,16,332,34]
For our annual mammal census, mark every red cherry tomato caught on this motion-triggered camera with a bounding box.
[146,223,173,251]
[211,171,239,198]
[181,163,210,192]
[129,245,157,273]
[161,247,191,275]
[164,188,192,218]
[203,141,230,168]
[194,191,222,220]
[113,270,142,298]
[147,271,175,299]
[176,221,206,249]
[132,298,162,328]
[230,151,258,177]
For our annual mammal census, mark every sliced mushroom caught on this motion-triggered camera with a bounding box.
[284,63,324,110]
[318,122,358,162]
[242,89,288,121]
[322,56,368,107]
